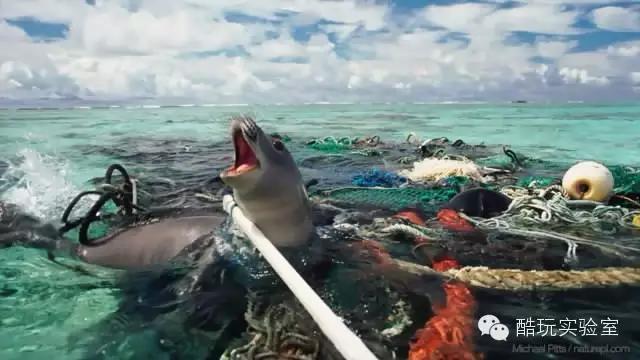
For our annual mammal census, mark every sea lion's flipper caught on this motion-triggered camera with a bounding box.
[78,214,226,269]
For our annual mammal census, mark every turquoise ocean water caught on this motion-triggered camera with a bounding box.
[0,103,639,359]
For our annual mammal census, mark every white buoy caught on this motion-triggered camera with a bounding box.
[562,161,614,202]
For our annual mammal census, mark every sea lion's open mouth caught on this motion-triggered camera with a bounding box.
[226,128,259,176]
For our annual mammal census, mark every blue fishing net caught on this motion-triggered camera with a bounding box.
[351,168,407,188]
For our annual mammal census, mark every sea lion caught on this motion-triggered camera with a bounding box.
[1,115,317,271]
[219,115,315,248]
[77,115,316,269]
[75,215,226,269]
[64,117,325,358]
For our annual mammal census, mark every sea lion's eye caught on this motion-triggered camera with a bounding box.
[273,140,285,151]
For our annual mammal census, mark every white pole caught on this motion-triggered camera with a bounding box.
[223,195,379,360]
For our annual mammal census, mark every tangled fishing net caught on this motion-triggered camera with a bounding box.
[301,137,640,359]
[351,168,407,188]
[516,176,556,188]
[486,186,640,234]
[314,186,459,211]
[306,137,356,153]
[610,165,640,194]
[222,295,329,360]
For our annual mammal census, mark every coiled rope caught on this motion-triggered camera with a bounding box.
[224,294,321,360]
[481,187,640,234]
[394,259,640,291]
[58,164,145,245]
[350,214,640,291]
[339,185,640,290]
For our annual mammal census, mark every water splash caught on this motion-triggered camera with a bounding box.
[0,149,95,223]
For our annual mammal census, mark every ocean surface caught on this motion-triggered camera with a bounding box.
[0,103,639,359]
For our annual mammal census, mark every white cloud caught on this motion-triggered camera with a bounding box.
[558,67,609,85]
[0,0,90,24]
[71,4,248,55]
[592,6,640,32]
[484,4,581,35]
[321,24,358,41]
[607,42,640,57]
[423,3,495,33]
[268,0,388,31]
[0,61,81,98]
[498,0,620,4]
[536,40,577,58]
[248,34,307,60]
[0,1,639,103]
[0,21,29,42]
[423,3,581,35]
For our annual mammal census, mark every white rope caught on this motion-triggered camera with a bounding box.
[222,195,378,360]
[488,189,640,234]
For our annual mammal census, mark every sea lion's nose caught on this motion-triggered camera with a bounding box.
[241,118,258,141]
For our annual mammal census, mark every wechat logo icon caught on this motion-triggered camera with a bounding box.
[478,314,509,341]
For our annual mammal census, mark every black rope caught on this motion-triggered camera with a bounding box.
[419,145,433,158]
[103,164,134,212]
[105,163,132,186]
[503,146,524,167]
[58,164,141,245]
[452,139,465,147]
[60,191,104,228]
[77,191,118,246]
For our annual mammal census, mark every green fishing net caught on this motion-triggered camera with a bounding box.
[610,166,640,194]
[313,186,459,211]
[441,176,471,188]
[306,136,356,153]
[517,176,557,188]
[513,166,640,194]
[475,154,513,168]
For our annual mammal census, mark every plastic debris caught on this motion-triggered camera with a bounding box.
[351,168,407,188]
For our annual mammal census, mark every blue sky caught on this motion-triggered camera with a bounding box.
[1,0,639,104]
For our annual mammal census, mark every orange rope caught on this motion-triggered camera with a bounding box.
[394,209,427,226]
[352,209,484,359]
[355,239,395,267]
[408,210,483,360]
[437,209,475,232]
